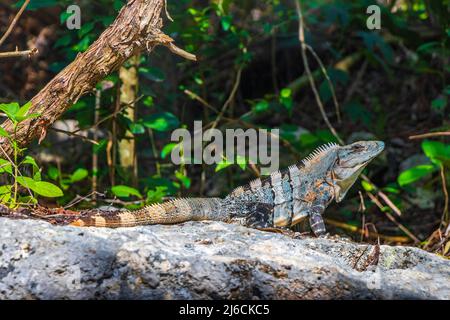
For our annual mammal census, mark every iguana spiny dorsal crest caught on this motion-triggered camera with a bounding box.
[70,140,384,236]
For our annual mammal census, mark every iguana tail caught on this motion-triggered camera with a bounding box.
[70,198,225,228]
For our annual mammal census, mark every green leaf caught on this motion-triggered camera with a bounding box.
[111,185,143,198]
[35,181,64,197]
[78,22,95,38]
[47,166,59,181]
[397,164,437,186]
[431,97,447,111]
[143,112,180,132]
[34,181,64,197]
[21,155,39,170]
[161,143,177,159]
[175,171,191,189]
[236,155,247,171]
[0,126,9,138]
[70,168,88,183]
[142,96,154,107]
[215,159,233,172]
[0,159,13,175]
[16,102,32,118]
[254,100,269,113]
[0,185,12,195]
[221,16,232,31]
[0,102,20,121]
[93,139,107,154]
[16,176,63,197]
[422,140,450,165]
[16,176,37,190]
[129,123,145,135]
[280,88,292,98]
[361,180,375,192]
[146,186,168,204]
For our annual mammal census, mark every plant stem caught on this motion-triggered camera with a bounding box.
[13,124,18,205]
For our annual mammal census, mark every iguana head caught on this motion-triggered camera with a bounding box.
[332,141,384,202]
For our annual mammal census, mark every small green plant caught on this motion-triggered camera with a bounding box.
[0,102,64,208]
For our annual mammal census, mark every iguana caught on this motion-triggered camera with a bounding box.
[69,140,384,236]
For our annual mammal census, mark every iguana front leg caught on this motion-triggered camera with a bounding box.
[241,202,296,236]
[308,204,327,237]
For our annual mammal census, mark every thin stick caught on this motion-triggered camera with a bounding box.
[305,44,341,123]
[210,66,243,130]
[294,0,343,144]
[166,43,196,61]
[0,48,37,59]
[184,89,220,114]
[366,192,420,243]
[72,95,143,134]
[0,143,33,199]
[50,127,99,145]
[409,131,450,140]
[440,164,449,225]
[92,89,101,204]
[0,0,30,47]
[325,218,410,243]
[164,0,174,22]
[362,173,403,217]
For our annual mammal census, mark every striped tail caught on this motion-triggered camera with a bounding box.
[70,198,224,228]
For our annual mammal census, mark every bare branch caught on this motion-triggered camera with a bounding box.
[0,47,38,59]
[0,0,30,47]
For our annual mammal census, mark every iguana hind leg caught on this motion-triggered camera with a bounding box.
[244,202,273,229]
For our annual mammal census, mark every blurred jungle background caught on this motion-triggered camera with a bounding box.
[0,0,448,256]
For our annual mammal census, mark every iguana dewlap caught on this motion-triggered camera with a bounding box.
[70,141,384,236]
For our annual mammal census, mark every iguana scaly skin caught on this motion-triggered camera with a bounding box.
[70,141,384,236]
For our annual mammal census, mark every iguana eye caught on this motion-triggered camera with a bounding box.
[352,144,364,151]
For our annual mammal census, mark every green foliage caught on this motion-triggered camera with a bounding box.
[0,102,63,207]
[398,141,450,188]
[111,185,143,199]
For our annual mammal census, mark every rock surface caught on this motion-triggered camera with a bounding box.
[0,218,449,299]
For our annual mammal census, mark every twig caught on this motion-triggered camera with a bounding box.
[72,95,143,134]
[164,0,174,22]
[166,42,196,61]
[366,192,420,243]
[184,89,220,114]
[0,48,38,59]
[305,44,341,123]
[440,164,449,225]
[409,131,450,140]
[294,0,343,144]
[210,66,243,130]
[92,89,101,204]
[64,191,106,209]
[358,191,367,241]
[0,0,30,47]
[377,188,402,217]
[0,143,33,199]
[362,173,403,217]
[343,60,368,105]
[50,127,99,145]
[325,218,410,243]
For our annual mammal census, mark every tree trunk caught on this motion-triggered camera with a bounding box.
[0,0,183,158]
[118,55,140,186]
